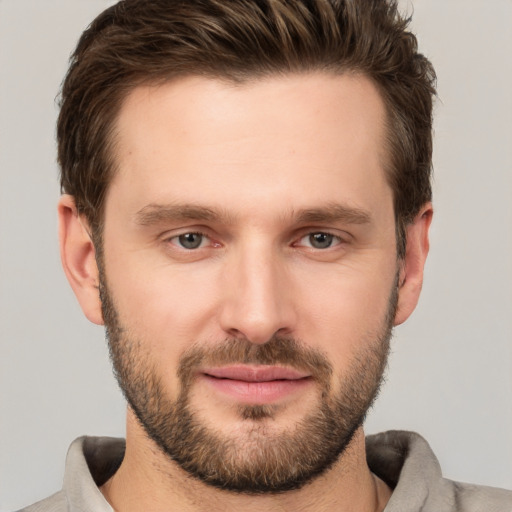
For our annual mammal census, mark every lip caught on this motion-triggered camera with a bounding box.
[199,365,312,404]
[202,365,310,382]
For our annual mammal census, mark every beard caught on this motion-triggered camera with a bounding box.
[100,275,396,494]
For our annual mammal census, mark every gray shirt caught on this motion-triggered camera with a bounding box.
[17,431,512,511]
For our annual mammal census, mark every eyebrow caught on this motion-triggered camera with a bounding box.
[135,203,234,226]
[294,203,372,225]
[134,202,372,227]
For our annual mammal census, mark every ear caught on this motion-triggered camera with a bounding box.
[58,195,104,325]
[394,202,433,326]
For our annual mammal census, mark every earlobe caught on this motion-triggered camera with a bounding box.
[58,195,104,325]
[394,203,433,326]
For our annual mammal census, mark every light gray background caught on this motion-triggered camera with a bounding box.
[1,0,511,510]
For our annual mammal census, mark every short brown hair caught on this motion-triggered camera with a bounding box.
[58,0,436,257]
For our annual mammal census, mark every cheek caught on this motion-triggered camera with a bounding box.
[104,263,226,403]
[104,253,224,358]
[293,261,396,362]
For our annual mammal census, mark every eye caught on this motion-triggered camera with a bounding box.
[300,232,341,249]
[173,232,208,250]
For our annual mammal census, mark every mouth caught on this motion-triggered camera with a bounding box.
[199,365,312,404]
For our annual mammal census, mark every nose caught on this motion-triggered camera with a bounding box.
[219,243,296,345]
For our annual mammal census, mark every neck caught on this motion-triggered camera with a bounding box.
[100,411,391,512]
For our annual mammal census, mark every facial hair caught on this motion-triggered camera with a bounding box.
[100,276,396,494]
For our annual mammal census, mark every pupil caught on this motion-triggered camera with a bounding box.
[179,233,202,249]
[310,233,333,249]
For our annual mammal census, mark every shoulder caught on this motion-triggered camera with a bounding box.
[15,436,123,512]
[15,491,67,512]
[366,430,512,512]
[449,480,512,512]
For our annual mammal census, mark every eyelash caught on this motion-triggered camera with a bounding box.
[166,231,345,251]
[296,232,343,250]
[168,231,215,250]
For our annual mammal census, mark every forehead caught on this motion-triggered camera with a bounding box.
[108,72,391,222]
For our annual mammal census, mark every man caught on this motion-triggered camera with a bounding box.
[17,0,512,511]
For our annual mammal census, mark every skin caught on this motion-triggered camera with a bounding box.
[59,72,432,511]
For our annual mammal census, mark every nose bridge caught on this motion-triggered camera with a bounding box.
[220,236,294,344]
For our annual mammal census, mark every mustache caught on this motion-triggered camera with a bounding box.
[177,336,333,387]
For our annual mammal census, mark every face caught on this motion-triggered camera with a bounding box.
[97,73,400,491]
